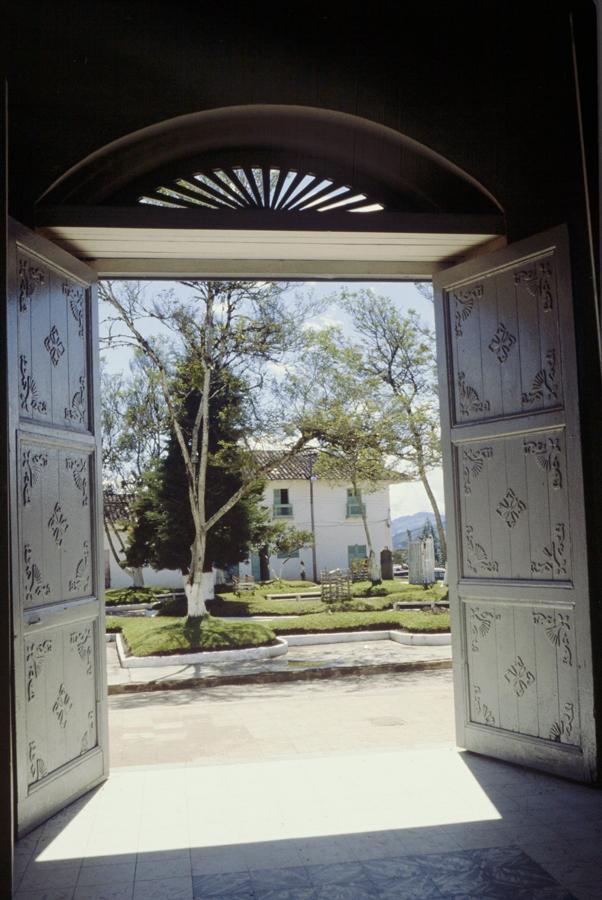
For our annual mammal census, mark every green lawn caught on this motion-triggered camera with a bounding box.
[209,581,447,617]
[264,609,451,635]
[106,615,277,657]
[106,609,450,654]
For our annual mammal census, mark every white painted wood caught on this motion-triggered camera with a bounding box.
[8,220,109,835]
[434,225,596,781]
[36,225,502,279]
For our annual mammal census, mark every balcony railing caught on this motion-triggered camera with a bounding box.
[273,503,294,517]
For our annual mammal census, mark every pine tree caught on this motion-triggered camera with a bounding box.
[126,367,265,575]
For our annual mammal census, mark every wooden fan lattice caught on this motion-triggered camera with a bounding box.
[139,167,384,213]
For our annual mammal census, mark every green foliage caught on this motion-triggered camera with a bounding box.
[334,289,446,562]
[350,579,445,599]
[101,351,166,486]
[350,558,369,581]
[254,522,314,559]
[254,579,317,594]
[108,615,277,656]
[156,595,188,616]
[264,609,450,634]
[209,596,325,617]
[207,580,446,617]
[105,586,174,606]
[126,365,265,574]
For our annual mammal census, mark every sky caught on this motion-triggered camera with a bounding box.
[99,279,444,521]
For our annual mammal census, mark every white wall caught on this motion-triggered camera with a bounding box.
[240,479,393,582]
[103,533,182,590]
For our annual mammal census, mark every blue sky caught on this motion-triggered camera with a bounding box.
[99,280,444,520]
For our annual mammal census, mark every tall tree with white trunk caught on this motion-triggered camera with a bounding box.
[338,289,446,563]
[100,280,313,618]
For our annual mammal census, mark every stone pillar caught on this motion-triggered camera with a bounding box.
[259,545,270,581]
[380,547,393,581]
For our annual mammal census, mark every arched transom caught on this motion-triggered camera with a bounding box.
[139,166,385,213]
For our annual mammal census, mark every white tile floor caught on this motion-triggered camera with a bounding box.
[14,747,602,899]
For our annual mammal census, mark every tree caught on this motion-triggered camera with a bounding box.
[101,353,167,586]
[337,290,447,563]
[251,522,314,581]
[126,366,268,577]
[100,280,313,617]
[280,329,402,572]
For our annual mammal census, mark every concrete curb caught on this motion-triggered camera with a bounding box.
[115,632,289,668]
[108,658,452,695]
[284,630,451,647]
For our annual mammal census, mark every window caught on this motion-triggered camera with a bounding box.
[273,488,293,517]
[348,544,367,565]
[346,488,365,517]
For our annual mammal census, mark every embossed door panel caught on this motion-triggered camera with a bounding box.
[434,226,596,781]
[8,220,108,835]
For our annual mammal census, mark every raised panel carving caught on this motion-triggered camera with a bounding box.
[464,600,579,745]
[19,355,48,417]
[17,258,90,431]
[24,621,99,784]
[19,257,46,312]
[43,325,66,366]
[458,431,571,581]
[25,638,53,701]
[448,253,563,423]
[19,440,94,606]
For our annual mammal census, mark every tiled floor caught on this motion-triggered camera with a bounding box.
[14,747,602,899]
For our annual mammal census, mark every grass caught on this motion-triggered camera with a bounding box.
[263,609,451,635]
[106,609,450,651]
[105,615,277,657]
[105,585,178,607]
[208,581,447,617]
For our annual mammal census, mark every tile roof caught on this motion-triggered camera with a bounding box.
[253,450,319,480]
[254,450,404,483]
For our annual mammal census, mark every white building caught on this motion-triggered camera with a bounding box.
[103,450,398,588]
[239,450,397,582]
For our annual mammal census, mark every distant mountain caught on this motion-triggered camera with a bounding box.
[391,511,446,549]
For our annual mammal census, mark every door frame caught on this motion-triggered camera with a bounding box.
[6,214,598,873]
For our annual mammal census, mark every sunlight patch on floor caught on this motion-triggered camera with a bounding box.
[34,748,500,863]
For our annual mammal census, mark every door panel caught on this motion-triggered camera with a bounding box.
[434,226,596,781]
[9,220,108,835]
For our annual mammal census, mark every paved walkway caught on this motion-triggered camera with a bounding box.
[107,639,452,693]
[109,668,456,768]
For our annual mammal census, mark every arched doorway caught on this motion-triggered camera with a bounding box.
[8,106,596,840]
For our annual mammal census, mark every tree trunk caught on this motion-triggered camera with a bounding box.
[186,533,208,618]
[420,471,447,564]
[356,481,380,578]
[132,567,145,587]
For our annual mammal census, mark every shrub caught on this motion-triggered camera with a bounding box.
[156,594,188,616]
[105,586,174,606]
